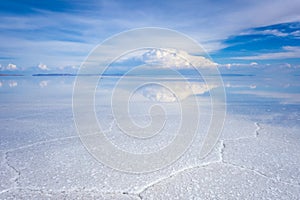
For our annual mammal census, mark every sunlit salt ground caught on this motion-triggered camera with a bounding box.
[0,74,300,199]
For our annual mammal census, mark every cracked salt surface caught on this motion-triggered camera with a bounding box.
[1,114,300,199]
[139,163,300,200]
[2,132,221,193]
[222,124,300,186]
[0,152,16,191]
[0,188,140,200]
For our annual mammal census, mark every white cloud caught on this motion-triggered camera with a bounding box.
[38,63,49,71]
[233,46,300,60]
[225,82,257,89]
[58,65,79,70]
[0,81,2,87]
[261,29,289,37]
[127,48,217,69]
[5,63,17,71]
[218,62,259,68]
[291,30,300,37]
[240,29,289,37]
[250,62,258,66]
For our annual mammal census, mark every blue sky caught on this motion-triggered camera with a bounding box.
[0,0,300,73]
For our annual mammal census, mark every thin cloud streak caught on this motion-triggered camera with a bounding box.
[233,46,300,60]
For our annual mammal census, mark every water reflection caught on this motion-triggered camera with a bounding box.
[39,80,49,88]
[138,82,216,102]
[1,73,294,111]
[8,81,18,88]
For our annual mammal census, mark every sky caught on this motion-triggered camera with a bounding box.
[0,0,300,73]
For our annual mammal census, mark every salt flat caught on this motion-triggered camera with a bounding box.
[1,107,299,199]
[0,76,299,199]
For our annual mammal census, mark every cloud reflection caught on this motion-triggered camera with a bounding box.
[138,82,216,102]
[39,80,49,88]
[8,81,17,88]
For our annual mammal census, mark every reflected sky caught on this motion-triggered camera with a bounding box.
[0,72,299,127]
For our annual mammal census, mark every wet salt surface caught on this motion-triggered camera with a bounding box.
[0,76,299,199]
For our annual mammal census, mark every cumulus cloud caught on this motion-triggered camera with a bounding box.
[5,63,18,71]
[38,63,49,71]
[58,65,79,70]
[115,48,218,69]
[250,62,258,66]
[141,49,217,69]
